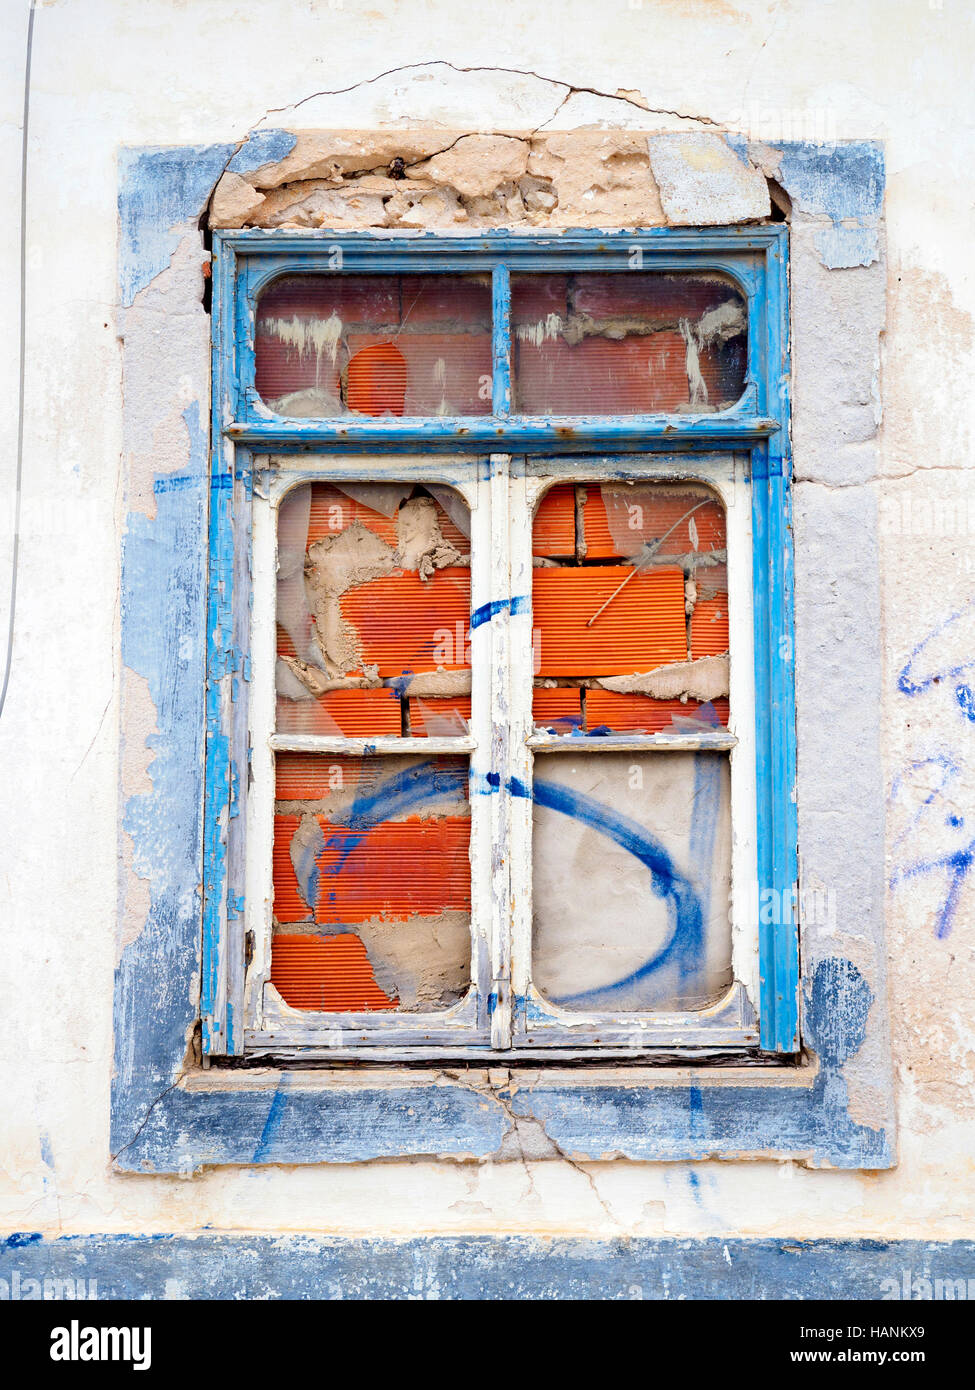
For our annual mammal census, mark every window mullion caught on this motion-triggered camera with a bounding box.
[508,464,535,1042]
[491,264,511,417]
[485,453,514,1048]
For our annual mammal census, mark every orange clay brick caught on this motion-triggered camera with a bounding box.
[346,332,493,417]
[273,814,471,924]
[690,595,730,657]
[340,567,471,676]
[532,687,583,728]
[583,486,725,560]
[586,691,730,732]
[346,341,407,416]
[274,753,468,804]
[531,565,687,677]
[532,483,577,557]
[515,330,692,415]
[408,697,472,735]
[270,933,398,1011]
[275,687,402,737]
[305,482,399,547]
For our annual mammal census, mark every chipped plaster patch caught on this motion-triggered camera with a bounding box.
[647,132,769,224]
[408,134,530,199]
[210,127,670,230]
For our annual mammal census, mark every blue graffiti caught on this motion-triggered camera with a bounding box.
[322,760,469,884]
[956,684,975,723]
[302,761,707,998]
[253,1075,291,1163]
[532,777,704,1001]
[893,598,975,936]
[898,599,975,697]
[889,756,974,939]
[469,595,529,630]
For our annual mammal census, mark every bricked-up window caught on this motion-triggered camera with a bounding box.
[271,482,475,1015]
[530,482,732,1016]
[256,275,493,416]
[207,231,798,1060]
[511,272,747,415]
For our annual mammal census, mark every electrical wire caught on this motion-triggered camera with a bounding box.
[0,1,36,721]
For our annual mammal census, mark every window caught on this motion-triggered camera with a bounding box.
[204,230,796,1061]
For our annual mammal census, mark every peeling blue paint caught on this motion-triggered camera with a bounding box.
[227,129,297,175]
[3,1233,973,1300]
[765,141,885,269]
[511,961,887,1167]
[118,144,235,305]
[114,400,209,1146]
[115,147,886,1174]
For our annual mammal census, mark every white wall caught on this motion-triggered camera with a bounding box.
[1,0,973,1242]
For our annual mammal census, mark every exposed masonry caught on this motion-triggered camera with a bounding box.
[269,476,732,1014]
[115,129,894,1171]
[209,129,770,232]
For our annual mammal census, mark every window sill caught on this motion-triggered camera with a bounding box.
[113,958,891,1174]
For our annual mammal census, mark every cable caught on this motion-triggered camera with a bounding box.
[1,1,36,722]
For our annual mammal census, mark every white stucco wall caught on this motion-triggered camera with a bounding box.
[0,0,973,1244]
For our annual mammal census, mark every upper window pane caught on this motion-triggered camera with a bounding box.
[532,480,729,735]
[255,274,493,417]
[275,481,472,736]
[511,272,747,415]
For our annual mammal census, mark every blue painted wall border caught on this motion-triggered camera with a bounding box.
[114,142,891,1174]
[2,1233,970,1300]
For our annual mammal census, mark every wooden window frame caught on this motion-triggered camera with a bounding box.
[204,228,797,1061]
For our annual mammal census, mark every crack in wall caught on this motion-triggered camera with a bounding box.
[441,1069,623,1225]
[256,59,722,129]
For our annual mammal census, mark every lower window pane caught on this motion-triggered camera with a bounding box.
[271,754,472,1012]
[532,751,732,1012]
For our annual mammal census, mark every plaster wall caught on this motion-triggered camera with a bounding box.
[0,0,973,1255]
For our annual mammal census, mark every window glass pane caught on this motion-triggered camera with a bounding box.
[531,481,729,734]
[276,482,471,736]
[512,272,747,415]
[271,754,472,1012]
[255,275,493,416]
[532,751,732,1011]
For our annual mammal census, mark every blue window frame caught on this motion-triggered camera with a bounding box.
[204,227,797,1061]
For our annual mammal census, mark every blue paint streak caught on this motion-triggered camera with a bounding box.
[898,602,975,695]
[689,754,721,937]
[39,1132,54,1171]
[291,818,325,911]
[889,754,975,940]
[956,684,975,722]
[253,1077,290,1162]
[532,778,703,1002]
[469,595,529,629]
[893,843,975,940]
[322,761,469,874]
